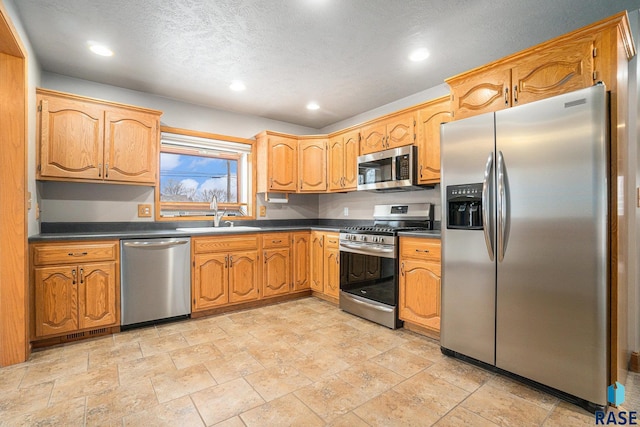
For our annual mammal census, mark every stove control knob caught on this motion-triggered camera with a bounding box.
[378,237,384,244]
[360,235,367,242]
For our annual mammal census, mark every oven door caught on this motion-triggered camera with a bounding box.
[339,244,401,329]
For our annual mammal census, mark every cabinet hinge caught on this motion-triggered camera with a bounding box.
[593,71,598,80]
[37,164,41,172]
[192,260,195,267]
[593,47,597,58]
[37,105,42,112]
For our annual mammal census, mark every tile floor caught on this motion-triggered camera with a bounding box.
[0,297,637,426]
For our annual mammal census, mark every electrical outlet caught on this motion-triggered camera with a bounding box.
[344,207,349,216]
[260,206,267,217]
[137,204,152,217]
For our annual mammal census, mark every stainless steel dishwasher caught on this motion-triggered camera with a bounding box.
[120,237,191,327]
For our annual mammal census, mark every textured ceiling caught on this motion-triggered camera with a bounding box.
[13,0,640,129]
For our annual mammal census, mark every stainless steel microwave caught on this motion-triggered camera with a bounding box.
[357,145,422,191]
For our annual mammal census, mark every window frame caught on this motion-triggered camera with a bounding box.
[155,126,256,221]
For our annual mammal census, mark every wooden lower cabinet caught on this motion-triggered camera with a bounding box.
[262,247,291,297]
[31,241,119,340]
[399,237,441,334]
[292,232,311,291]
[192,235,259,313]
[323,233,340,298]
[310,231,325,292]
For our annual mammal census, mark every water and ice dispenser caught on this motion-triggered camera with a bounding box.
[446,183,484,229]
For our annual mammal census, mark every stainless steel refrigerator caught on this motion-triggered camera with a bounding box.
[440,84,608,409]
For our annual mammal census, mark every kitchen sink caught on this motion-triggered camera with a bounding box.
[175,226,261,233]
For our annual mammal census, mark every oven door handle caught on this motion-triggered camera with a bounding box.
[342,293,394,313]
[339,242,394,254]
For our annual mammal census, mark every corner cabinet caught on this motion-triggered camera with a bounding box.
[399,237,441,335]
[30,241,120,340]
[36,88,161,185]
[328,130,359,192]
[192,235,260,312]
[415,97,452,185]
[256,131,298,192]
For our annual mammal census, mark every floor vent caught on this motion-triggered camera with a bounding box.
[65,332,85,340]
[89,328,108,336]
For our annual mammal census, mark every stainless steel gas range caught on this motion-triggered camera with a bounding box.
[339,203,434,329]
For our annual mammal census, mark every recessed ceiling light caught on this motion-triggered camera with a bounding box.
[229,80,246,91]
[409,48,430,62]
[306,102,320,111]
[88,42,113,57]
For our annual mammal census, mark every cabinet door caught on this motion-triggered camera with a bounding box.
[416,98,452,185]
[511,36,595,107]
[262,248,291,297]
[268,135,297,191]
[38,95,104,180]
[385,113,415,150]
[310,232,324,292]
[104,108,158,184]
[229,251,259,303]
[342,130,360,191]
[359,121,386,155]
[299,139,327,192]
[34,265,79,337]
[78,262,117,330]
[323,247,340,298]
[327,137,344,191]
[193,253,229,310]
[292,233,310,291]
[449,66,512,120]
[399,259,441,328]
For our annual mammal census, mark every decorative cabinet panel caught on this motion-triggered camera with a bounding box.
[256,131,297,192]
[298,138,327,192]
[31,241,119,340]
[192,235,259,312]
[360,112,415,155]
[292,232,311,291]
[415,96,452,185]
[310,231,325,292]
[399,237,441,333]
[328,130,359,191]
[447,35,598,120]
[37,88,160,184]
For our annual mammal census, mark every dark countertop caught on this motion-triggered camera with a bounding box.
[397,230,441,239]
[28,225,345,242]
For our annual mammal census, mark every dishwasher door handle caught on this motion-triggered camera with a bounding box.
[122,240,190,248]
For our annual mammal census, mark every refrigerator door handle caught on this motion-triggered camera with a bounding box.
[482,152,495,261]
[497,151,510,262]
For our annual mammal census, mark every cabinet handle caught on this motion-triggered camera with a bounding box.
[300,179,303,190]
[513,85,518,104]
[98,164,102,178]
[270,178,273,188]
[419,164,423,178]
[105,163,109,177]
[264,251,267,263]
[320,237,323,248]
[68,252,88,257]
[504,87,509,105]
[225,255,228,268]
[229,255,233,266]
[72,268,77,285]
[79,268,84,284]
[401,262,405,276]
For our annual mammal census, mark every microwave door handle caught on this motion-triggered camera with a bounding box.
[482,152,495,261]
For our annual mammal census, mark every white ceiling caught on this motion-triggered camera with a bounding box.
[13,0,640,129]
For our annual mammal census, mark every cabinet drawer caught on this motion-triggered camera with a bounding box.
[262,233,291,249]
[32,241,118,266]
[325,233,340,249]
[400,238,441,262]
[194,235,259,254]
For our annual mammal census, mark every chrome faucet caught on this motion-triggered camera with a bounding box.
[210,195,226,227]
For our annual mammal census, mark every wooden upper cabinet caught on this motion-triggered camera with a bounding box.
[328,129,359,191]
[298,138,327,192]
[256,131,298,192]
[448,65,512,120]
[360,112,415,155]
[37,88,161,185]
[415,97,452,185]
[38,95,104,180]
[103,108,158,184]
[511,36,595,107]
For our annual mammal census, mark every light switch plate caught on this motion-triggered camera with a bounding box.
[138,204,152,217]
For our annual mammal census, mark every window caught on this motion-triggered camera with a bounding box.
[157,127,255,220]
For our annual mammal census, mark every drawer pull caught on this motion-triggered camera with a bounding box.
[272,240,282,244]
[68,252,88,257]
[415,249,430,253]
